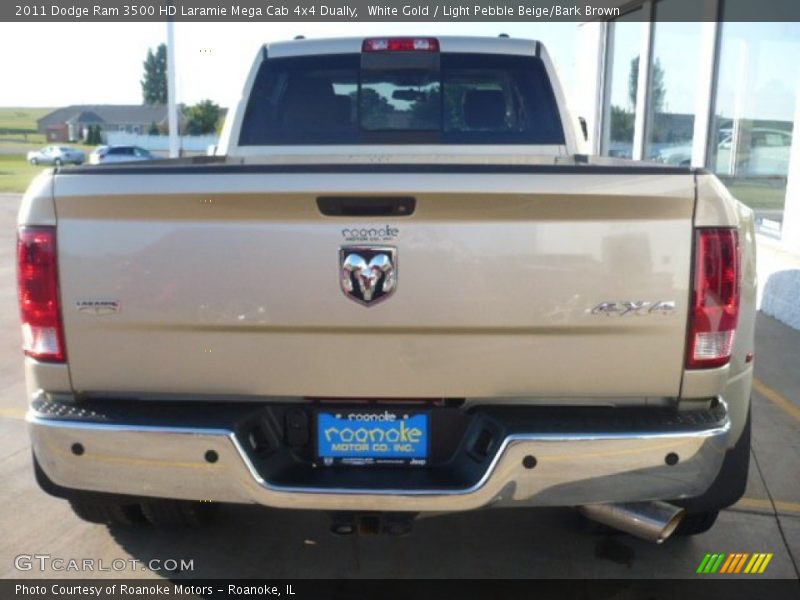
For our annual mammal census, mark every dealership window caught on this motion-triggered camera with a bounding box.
[708,18,800,235]
[589,0,800,247]
[600,9,645,158]
[644,0,704,164]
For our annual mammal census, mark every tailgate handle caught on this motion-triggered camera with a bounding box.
[317,196,416,217]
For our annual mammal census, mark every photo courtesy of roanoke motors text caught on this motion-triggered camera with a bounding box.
[1,0,800,598]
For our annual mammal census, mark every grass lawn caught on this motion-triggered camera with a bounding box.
[0,107,52,152]
[0,133,48,154]
[0,107,95,155]
[0,107,94,192]
[0,155,50,193]
[721,179,787,211]
[0,107,53,131]
[0,134,93,156]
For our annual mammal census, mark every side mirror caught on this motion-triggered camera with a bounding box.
[578,117,589,142]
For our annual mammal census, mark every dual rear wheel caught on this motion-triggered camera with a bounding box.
[672,407,752,537]
[68,498,217,527]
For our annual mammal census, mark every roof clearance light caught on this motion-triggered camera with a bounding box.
[362,38,440,52]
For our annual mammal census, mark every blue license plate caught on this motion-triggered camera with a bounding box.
[317,410,429,466]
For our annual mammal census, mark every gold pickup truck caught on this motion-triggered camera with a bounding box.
[18,36,755,543]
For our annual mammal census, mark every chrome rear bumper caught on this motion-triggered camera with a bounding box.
[28,400,731,512]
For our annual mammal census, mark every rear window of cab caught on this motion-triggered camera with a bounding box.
[239,52,565,145]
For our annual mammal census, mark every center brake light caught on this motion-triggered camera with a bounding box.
[362,38,440,52]
[686,228,740,369]
[17,226,66,362]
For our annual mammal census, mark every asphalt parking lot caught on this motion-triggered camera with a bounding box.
[0,191,798,580]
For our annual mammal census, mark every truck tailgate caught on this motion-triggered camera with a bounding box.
[54,166,695,399]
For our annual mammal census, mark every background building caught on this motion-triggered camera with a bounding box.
[576,0,800,257]
[37,105,183,142]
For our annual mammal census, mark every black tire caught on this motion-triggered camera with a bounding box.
[30,158,38,165]
[674,511,719,536]
[140,500,217,526]
[672,405,751,535]
[54,158,63,166]
[68,499,145,526]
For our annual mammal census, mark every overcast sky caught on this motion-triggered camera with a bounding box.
[0,22,578,109]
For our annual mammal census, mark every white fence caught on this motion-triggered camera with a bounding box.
[104,133,219,154]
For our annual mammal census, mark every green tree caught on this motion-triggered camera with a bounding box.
[408,89,441,128]
[609,105,634,145]
[141,44,167,105]
[354,88,394,129]
[628,55,666,113]
[85,125,102,145]
[183,100,221,135]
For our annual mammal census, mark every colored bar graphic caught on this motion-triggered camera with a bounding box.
[719,554,736,573]
[758,554,773,573]
[697,552,773,574]
[734,553,749,573]
[725,553,739,573]
[720,553,739,573]
[744,554,760,573]
[710,553,726,573]
[697,554,713,573]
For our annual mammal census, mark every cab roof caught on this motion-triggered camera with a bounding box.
[264,36,541,59]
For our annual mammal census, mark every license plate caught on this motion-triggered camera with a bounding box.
[316,410,429,466]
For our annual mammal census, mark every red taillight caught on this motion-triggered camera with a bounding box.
[362,38,439,52]
[686,228,740,369]
[17,226,65,362]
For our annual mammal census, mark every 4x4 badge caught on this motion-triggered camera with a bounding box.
[340,246,397,306]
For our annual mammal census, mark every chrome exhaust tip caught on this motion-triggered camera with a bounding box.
[579,501,685,544]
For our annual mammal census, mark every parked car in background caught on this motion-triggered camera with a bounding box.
[87,145,108,165]
[715,128,791,177]
[657,127,791,177]
[89,145,155,164]
[26,145,85,166]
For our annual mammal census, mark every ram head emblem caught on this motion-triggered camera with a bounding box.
[339,246,397,306]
